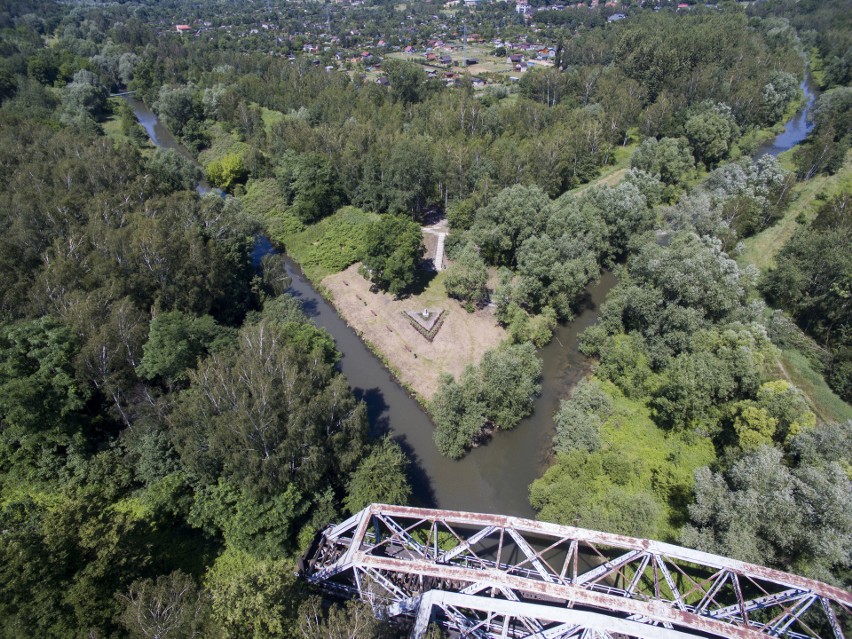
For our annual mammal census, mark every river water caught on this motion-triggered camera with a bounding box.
[125,73,811,517]
[754,72,817,158]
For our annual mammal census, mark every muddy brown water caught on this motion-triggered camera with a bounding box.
[125,95,620,517]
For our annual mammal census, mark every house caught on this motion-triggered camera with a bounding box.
[508,53,524,64]
[464,58,479,66]
[607,12,627,21]
[439,55,453,65]
[516,0,533,14]
[175,24,191,33]
[376,76,389,86]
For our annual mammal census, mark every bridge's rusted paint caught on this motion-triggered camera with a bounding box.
[303,504,851,639]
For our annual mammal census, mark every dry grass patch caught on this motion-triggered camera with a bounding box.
[322,264,507,400]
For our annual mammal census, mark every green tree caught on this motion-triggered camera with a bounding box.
[170,321,367,498]
[431,343,541,459]
[469,184,550,266]
[344,436,412,513]
[360,216,425,296]
[277,152,344,223]
[206,153,247,192]
[630,137,695,190]
[137,311,234,387]
[153,85,198,137]
[146,149,202,193]
[684,102,740,168]
[0,317,87,436]
[683,439,852,578]
[206,551,303,639]
[443,242,488,308]
[117,571,211,639]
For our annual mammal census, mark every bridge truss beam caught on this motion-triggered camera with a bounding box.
[303,504,851,639]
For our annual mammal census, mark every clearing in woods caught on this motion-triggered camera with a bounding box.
[322,263,506,401]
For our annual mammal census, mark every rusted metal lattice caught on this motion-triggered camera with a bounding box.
[302,504,851,639]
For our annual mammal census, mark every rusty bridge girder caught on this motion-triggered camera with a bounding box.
[302,504,851,639]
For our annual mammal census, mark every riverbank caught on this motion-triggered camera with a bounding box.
[322,264,506,400]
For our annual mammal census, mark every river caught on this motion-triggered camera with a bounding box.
[125,73,812,517]
[754,71,817,158]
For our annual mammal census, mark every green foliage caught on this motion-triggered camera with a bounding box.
[344,436,412,513]
[630,136,695,192]
[206,153,247,192]
[383,58,433,105]
[206,550,303,639]
[470,184,550,266]
[298,596,391,639]
[117,571,211,639]
[793,87,852,178]
[138,311,234,386]
[432,343,541,459]
[0,317,87,436]
[277,152,344,223]
[277,206,377,280]
[503,303,558,348]
[360,215,425,296]
[443,241,488,307]
[189,481,309,558]
[531,380,716,539]
[170,320,367,498]
[146,149,202,193]
[553,378,612,453]
[761,191,852,400]
[152,84,200,138]
[684,102,740,168]
[682,433,852,580]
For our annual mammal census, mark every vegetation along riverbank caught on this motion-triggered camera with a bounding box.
[0,0,849,636]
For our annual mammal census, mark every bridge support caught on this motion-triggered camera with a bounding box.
[302,505,850,639]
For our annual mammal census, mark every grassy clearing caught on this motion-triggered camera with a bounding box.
[530,378,716,540]
[259,106,285,132]
[777,349,852,424]
[198,124,251,168]
[323,263,506,400]
[738,153,852,423]
[570,139,639,194]
[274,206,379,282]
[738,151,851,272]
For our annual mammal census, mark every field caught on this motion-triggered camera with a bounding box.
[738,150,852,272]
[322,264,506,400]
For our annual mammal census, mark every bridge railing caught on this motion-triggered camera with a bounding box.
[303,504,851,639]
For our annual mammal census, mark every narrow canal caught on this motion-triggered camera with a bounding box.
[125,69,814,517]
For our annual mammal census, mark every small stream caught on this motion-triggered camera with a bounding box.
[125,69,813,517]
[754,71,817,158]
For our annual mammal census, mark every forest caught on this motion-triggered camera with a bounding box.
[0,0,849,636]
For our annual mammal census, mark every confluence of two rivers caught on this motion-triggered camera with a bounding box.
[126,72,814,517]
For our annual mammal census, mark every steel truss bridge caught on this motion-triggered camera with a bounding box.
[302,504,851,639]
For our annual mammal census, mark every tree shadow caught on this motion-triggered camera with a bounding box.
[353,386,437,508]
[282,286,321,318]
[398,263,437,298]
[353,386,391,437]
[392,434,438,509]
